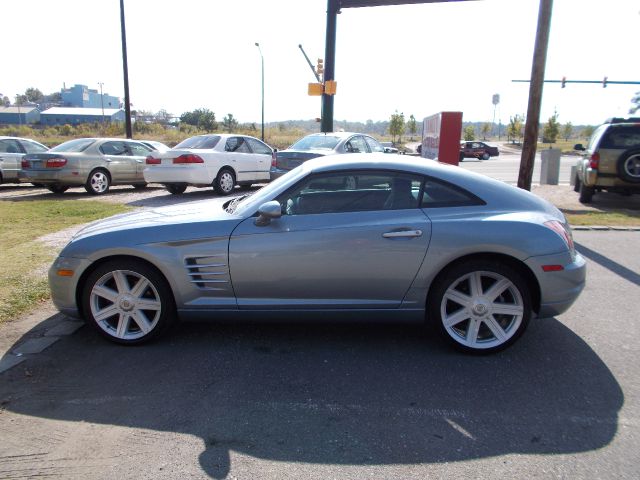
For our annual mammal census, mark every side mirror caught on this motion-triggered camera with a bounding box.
[574,143,585,151]
[254,200,282,226]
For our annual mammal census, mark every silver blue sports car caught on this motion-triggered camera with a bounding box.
[49,154,586,353]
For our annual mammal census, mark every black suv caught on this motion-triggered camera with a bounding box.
[574,118,640,203]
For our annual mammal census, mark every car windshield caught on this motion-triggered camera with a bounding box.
[50,138,95,152]
[175,135,221,149]
[289,135,341,151]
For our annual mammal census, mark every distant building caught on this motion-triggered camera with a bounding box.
[0,106,40,125]
[40,107,125,125]
[61,84,120,109]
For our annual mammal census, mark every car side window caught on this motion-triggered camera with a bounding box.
[364,136,385,153]
[127,142,153,156]
[277,171,423,215]
[21,140,48,154]
[344,136,369,153]
[225,137,251,153]
[0,139,22,153]
[100,141,128,156]
[421,177,485,208]
[246,138,272,155]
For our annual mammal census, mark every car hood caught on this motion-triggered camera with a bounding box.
[64,198,242,257]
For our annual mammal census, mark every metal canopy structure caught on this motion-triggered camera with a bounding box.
[321,0,476,133]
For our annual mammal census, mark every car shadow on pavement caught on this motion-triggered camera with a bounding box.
[575,241,640,286]
[0,317,623,479]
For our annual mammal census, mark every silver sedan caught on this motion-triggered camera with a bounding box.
[0,136,49,185]
[48,154,586,353]
[20,138,154,194]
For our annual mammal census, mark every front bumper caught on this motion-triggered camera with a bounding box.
[526,251,586,318]
[48,256,93,319]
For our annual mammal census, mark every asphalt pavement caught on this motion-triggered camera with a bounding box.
[0,230,638,479]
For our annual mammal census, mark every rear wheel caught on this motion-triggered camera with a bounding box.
[165,184,187,195]
[47,185,69,194]
[85,169,111,195]
[214,168,236,195]
[481,152,490,160]
[81,259,176,345]
[132,183,148,190]
[579,182,594,203]
[573,173,581,192]
[429,260,531,354]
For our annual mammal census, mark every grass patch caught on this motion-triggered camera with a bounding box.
[0,200,132,324]
[563,210,640,226]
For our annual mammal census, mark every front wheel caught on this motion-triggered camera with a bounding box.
[573,173,581,192]
[85,169,111,195]
[429,260,531,354]
[214,168,236,195]
[81,259,176,345]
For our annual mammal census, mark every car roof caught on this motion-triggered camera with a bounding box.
[305,132,371,138]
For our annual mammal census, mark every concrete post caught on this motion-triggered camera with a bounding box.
[540,148,561,185]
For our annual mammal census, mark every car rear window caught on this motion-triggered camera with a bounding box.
[50,138,95,152]
[290,135,341,151]
[175,135,221,149]
[599,125,640,149]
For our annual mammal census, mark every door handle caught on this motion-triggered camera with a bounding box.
[383,229,423,238]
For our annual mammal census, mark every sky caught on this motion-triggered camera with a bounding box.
[2,0,639,126]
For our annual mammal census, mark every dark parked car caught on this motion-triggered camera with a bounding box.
[460,141,499,161]
[573,117,640,203]
[48,154,585,353]
[270,132,385,180]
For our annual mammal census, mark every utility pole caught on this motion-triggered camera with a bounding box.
[321,0,339,133]
[518,0,553,191]
[255,43,265,142]
[98,82,105,131]
[119,0,133,139]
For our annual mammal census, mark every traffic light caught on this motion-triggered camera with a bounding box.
[603,76,608,88]
[561,76,566,88]
[316,59,324,77]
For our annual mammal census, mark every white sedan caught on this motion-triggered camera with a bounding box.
[143,134,274,195]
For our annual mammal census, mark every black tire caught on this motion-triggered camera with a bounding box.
[214,168,236,196]
[616,149,640,183]
[165,184,187,195]
[132,183,148,190]
[579,182,594,203]
[81,259,176,345]
[85,169,111,195]
[459,152,465,162]
[428,259,531,354]
[573,173,581,192]
[481,152,490,160]
[47,185,69,194]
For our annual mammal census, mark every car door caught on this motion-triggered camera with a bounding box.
[224,136,257,182]
[246,137,273,181]
[229,170,432,309]
[99,141,136,182]
[125,141,154,180]
[0,139,24,182]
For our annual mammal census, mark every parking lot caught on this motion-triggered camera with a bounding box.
[0,156,639,479]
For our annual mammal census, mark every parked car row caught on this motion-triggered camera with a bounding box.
[5,132,394,196]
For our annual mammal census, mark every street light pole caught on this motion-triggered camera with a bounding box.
[255,42,264,142]
[98,82,105,131]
